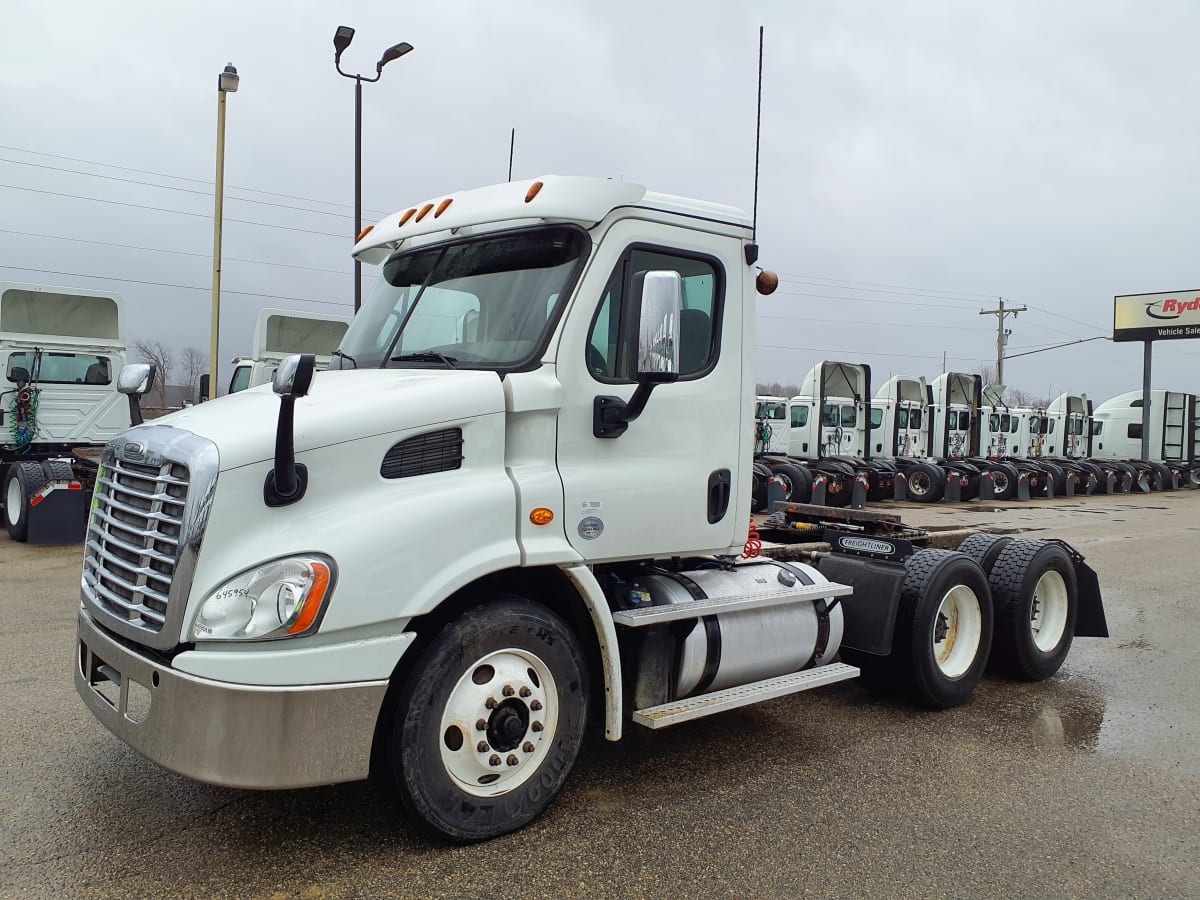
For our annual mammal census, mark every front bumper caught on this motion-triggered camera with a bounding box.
[75,611,390,789]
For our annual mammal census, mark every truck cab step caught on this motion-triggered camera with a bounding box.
[632,662,861,729]
[610,581,853,627]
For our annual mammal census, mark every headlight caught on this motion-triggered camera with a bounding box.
[192,556,334,641]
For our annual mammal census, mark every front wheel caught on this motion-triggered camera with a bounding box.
[382,599,589,842]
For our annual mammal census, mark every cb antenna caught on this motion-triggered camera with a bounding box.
[507,127,515,182]
[744,25,764,266]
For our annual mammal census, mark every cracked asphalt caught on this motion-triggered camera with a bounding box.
[2,490,1197,898]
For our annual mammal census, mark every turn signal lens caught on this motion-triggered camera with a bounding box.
[529,508,554,526]
[525,180,544,203]
[356,225,375,242]
[434,197,454,217]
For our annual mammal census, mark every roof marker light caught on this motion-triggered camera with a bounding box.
[356,225,375,242]
[415,202,435,222]
[525,181,544,203]
[434,197,453,218]
[398,208,417,226]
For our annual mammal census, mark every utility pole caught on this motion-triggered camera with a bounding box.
[979,297,1026,388]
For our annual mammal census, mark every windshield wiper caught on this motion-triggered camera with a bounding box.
[330,349,357,369]
[390,351,458,368]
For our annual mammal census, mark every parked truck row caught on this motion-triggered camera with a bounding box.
[752,362,1199,510]
[67,176,1109,842]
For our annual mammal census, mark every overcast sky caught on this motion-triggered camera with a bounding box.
[3,0,1198,401]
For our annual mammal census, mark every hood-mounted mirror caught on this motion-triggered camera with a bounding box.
[117,362,156,426]
[264,353,316,507]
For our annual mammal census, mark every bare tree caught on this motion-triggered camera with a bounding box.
[132,339,174,406]
[180,346,209,399]
[756,382,803,398]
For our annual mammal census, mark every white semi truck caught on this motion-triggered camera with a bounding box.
[1,282,149,542]
[1091,390,1200,488]
[74,176,1107,841]
[226,308,352,395]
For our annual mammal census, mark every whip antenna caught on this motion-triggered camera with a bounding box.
[752,25,763,242]
[508,127,515,182]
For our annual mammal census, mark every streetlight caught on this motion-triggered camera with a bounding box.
[209,62,238,400]
[333,26,413,312]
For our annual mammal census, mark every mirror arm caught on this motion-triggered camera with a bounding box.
[264,394,309,507]
[127,394,144,427]
[592,373,677,439]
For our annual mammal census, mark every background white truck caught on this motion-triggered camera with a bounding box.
[74,176,1106,842]
[1,282,145,542]
[224,308,352,395]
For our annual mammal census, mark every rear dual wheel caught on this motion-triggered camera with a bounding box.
[987,541,1078,681]
[769,461,812,503]
[4,462,51,542]
[905,462,945,503]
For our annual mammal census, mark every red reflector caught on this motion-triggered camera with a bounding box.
[68,482,82,490]
[30,494,42,507]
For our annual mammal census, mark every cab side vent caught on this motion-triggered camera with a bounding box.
[381,428,464,479]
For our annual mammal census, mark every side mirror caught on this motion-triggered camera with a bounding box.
[273,353,316,398]
[198,373,210,403]
[594,270,682,438]
[9,366,30,387]
[118,363,156,426]
[265,354,317,507]
[635,270,682,380]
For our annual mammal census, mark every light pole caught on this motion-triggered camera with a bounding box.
[333,26,413,312]
[209,63,238,400]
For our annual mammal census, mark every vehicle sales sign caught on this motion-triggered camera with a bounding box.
[1113,290,1200,342]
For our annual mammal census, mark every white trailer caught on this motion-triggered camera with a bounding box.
[1,282,149,542]
[226,308,352,395]
[74,176,1107,841]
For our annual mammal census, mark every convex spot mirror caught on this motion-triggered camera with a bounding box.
[273,353,316,398]
[634,270,682,381]
[118,363,156,396]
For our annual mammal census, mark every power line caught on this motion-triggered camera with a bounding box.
[0,228,351,275]
[0,184,347,238]
[0,142,392,217]
[0,263,351,308]
[0,156,353,220]
[777,272,998,300]
[770,288,980,311]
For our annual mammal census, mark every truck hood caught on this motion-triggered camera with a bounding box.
[145,368,506,471]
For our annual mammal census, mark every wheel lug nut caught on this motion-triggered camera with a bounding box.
[477,741,490,753]
[530,700,543,711]
[489,754,502,767]
[523,741,535,753]
[475,718,488,731]
[506,754,519,767]
[531,721,543,732]
[502,685,515,697]
[519,686,532,698]
[485,697,497,709]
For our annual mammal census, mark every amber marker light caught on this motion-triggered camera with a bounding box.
[415,202,435,222]
[529,508,555,526]
[525,180,544,203]
[287,561,332,635]
[398,208,418,226]
[434,197,454,217]
[356,225,375,242]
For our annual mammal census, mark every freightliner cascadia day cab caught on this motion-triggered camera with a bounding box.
[75,176,1107,841]
[226,308,352,395]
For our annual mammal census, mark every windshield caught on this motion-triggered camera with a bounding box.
[334,226,588,370]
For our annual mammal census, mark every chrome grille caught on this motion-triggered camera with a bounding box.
[83,458,189,632]
[81,426,219,649]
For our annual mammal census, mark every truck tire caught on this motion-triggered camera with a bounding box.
[381,598,589,842]
[891,550,993,709]
[987,541,1077,681]
[1148,462,1173,491]
[905,462,945,503]
[769,461,811,503]
[987,463,1019,501]
[1190,468,1200,489]
[1039,461,1068,496]
[4,462,47,542]
[954,533,1014,574]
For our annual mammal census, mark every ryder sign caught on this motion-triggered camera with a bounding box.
[1113,290,1200,342]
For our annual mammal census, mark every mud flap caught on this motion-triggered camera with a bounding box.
[979,472,996,501]
[1103,472,1116,493]
[1072,560,1108,638]
[1150,470,1164,491]
[1017,473,1031,501]
[1064,474,1075,498]
[943,473,962,503]
[892,471,907,501]
[811,474,827,506]
[1045,476,1055,501]
[1136,472,1150,493]
[850,475,868,510]
[766,475,787,508]
[1118,471,1132,493]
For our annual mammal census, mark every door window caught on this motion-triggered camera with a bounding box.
[587,248,721,382]
[790,405,809,428]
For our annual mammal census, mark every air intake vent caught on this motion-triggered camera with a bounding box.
[381,428,464,479]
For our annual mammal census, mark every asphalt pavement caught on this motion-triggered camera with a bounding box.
[2,490,1197,898]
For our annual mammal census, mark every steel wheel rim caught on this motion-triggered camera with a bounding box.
[439,648,557,798]
[1030,570,1069,652]
[932,585,982,678]
[909,471,931,496]
[992,470,1010,493]
[774,471,793,494]
[6,477,22,525]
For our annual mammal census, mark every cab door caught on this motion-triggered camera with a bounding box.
[554,221,747,561]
